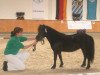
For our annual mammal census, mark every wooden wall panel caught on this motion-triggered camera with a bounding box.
[0,20,100,33]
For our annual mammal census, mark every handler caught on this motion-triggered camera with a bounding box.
[3,27,37,71]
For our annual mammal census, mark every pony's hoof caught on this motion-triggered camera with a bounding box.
[81,64,86,68]
[59,65,63,68]
[51,66,56,69]
[33,49,36,52]
[86,66,90,69]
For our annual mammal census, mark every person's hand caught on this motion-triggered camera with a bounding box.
[32,40,37,51]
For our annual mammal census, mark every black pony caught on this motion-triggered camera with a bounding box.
[36,24,95,69]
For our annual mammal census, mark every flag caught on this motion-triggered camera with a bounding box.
[72,0,83,20]
[56,0,67,20]
[87,0,97,20]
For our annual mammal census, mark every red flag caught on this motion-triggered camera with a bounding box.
[56,0,67,20]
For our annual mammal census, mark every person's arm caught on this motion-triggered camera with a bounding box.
[27,37,36,41]
[22,40,37,49]
[4,36,10,39]
[3,36,36,41]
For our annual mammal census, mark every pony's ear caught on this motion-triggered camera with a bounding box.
[83,29,86,31]
[42,24,45,26]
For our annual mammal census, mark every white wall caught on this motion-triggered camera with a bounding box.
[0,0,56,20]
[0,0,99,20]
[97,0,100,20]
[0,0,33,19]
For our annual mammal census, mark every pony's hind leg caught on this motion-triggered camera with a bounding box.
[81,49,87,67]
[81,57,86,67]
[58,52,64,68]
[51,52,57,69]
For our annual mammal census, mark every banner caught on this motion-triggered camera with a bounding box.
[87,0,97,20]
[68,21,92,29]
[33,0,46,19]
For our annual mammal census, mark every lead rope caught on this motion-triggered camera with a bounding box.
[32,39,45,51]
[33,45,36,51]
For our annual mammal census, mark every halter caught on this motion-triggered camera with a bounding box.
[33,26,47,51]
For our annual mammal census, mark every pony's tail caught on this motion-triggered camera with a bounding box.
[77,29,86,34]
[87,36,95,63]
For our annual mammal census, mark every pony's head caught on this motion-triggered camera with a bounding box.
[36,24,47,43]
[33,24,47,51]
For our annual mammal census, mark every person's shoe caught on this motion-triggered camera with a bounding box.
[3,61,8,71]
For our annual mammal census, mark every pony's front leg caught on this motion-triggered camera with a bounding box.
[58,52,64,67]
[86,59,91,69]
[51,52,57,69]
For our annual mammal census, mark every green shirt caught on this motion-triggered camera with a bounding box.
[4,36,27,55]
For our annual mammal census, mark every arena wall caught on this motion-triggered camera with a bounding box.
[0,20,100,33]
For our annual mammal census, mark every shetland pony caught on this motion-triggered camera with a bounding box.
[36,24,95,69]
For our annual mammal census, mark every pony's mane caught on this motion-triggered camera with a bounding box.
[45,25,86,35]
[45,25,67,37]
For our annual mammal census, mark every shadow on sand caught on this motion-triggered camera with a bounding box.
[0,68,100,75]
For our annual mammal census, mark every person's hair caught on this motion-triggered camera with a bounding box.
[11,27,23,37]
